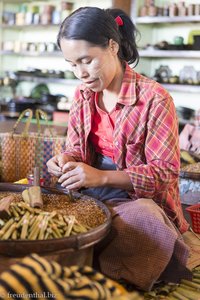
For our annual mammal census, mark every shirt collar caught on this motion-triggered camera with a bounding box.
[118,62,137,106]
[80,62,137,106]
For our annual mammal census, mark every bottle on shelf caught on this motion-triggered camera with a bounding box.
[177,1,187,17]
[61,2,74,21]
[15,4,27,26]
[169,3,178,17]
[32,6,40,25]
[40,5,55,25]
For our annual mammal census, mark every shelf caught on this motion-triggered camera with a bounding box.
[4,49,199,60]
[136,16,200,24]
[1,24,59,29]
[161,83,200,93]
[1,0,49,3]
[0,51,62,57]
[3,49,200,58]
[15,76,200,93]
[17,76,80,85]
[139,50,200,58]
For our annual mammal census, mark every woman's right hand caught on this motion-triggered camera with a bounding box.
[47,153,74,177]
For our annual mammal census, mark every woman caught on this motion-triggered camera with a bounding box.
[47,7,191,291]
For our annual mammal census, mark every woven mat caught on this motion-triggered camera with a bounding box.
[183,229,200,270]
[118,230,200,299]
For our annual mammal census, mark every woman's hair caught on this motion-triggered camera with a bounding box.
[57,6,139,66]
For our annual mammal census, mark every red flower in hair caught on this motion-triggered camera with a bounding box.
[115,16,123,26]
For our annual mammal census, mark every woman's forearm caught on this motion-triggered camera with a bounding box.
[101,170,133,191]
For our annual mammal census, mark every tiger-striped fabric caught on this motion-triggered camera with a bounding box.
[0,254,127,300]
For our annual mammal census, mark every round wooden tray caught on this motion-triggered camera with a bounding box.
[0,183,111,257]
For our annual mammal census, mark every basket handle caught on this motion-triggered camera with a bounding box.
[12,109,33,137]
[35,109,53,136]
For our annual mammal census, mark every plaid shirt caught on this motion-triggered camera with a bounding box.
[64,63,189,233]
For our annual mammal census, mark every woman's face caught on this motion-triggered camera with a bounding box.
[60,39,119,92]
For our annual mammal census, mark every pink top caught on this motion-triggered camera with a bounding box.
[89,93,117,159]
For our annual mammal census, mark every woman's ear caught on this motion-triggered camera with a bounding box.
[109,39,119,55]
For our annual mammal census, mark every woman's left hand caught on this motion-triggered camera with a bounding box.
[58,161,105,190]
